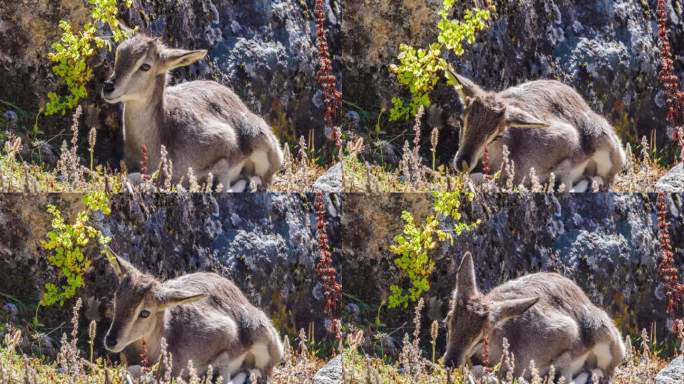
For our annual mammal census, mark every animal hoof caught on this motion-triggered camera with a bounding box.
[248,176,264,191]
[228,179,247,193]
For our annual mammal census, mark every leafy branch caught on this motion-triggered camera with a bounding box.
[46,0,133,116]
[388,191,479,309]
[40,192,111,307]
[389,1,491,121]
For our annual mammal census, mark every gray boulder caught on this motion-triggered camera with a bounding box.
[313,355,342,384]
[657,163,684,192]
[314,163,343,192]
[656,356,684,384]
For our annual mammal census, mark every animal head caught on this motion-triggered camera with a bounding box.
[102,33,207,104]
[442,252,538,368]
[448,69,549,173]
[104,256,207,353]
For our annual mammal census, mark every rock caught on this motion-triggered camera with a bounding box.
[314,163,343,192]
[1,303,17,319]
[3,110,17,123]
[657,163,684,192]
[656,356,684,384]
[313,355,342,384]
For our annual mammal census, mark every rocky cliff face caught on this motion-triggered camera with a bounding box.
[341,193,684,345]
[0,0,340,164]
[0,193,342,342]
[343,0,684,161]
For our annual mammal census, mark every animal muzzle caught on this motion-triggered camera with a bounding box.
[442,347,464,368]
[101,77,120,103]
[452,151,473,173]
[104,329,123,352]
[103,80,115,94]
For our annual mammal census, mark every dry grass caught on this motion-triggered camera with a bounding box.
[343,134,674,193]
[0,110,330,193]
[0,303,330,384]
[342,317,674,384]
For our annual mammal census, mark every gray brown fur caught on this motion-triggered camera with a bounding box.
[449,70,626,191]
[102,34,283,191]
[104,256,284,383]
[443,253,625,383]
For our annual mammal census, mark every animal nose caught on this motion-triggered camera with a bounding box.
[103,80,115,93]
[455,159,469,172]
[105,334,117,349]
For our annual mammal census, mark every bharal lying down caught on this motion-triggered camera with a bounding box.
[104,255,283,383]
[448,68,626,192]
[443,252,626,384]
[102,33,283,192]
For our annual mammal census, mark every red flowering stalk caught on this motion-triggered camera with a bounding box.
[314,192,342,338]
[139,338,150,374]
[657,193,684,333]
[314,0,343,153]
[656,0,684,162]
[139,144,149,181]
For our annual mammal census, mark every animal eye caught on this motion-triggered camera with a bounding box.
[139,310,151,318]
[139,64,151,72]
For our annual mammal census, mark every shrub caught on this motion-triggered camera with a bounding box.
[46,0,133,116]
[40,192,111,307]
[389,1,491,121]
[388,191,479,308]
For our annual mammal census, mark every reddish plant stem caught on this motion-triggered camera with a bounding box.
[139,144,149,181]
[482,146,490,177]
[656,0,684,162]
[314,192,342,339]
[657,193,684,333]
[139,339,150,374]
[314,0,343,153]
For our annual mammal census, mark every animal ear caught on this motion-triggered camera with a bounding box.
[155,288,208,309]
[116,19,134,38]
[455,252,479,301]
[159,48,208,72]
[445,65,484,106]
[105,248,139,280]
[505,106,549,128]
[489,296,539,324]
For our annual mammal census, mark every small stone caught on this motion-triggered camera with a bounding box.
[313,163,342,192]
[3,110,17,122]
[313,355,342,384]
[1,302,18,319]
[656,163,684,192]
[656,356,684,384]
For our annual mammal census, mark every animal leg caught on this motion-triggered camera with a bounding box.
[570,178,590,193]
[552,350,587,383]
[572,371,590,384]
[210,159,245,191]
[248,176,264,191]
[550,158,590,191]
[247,150,277,188]
[227,179,248,193]
[212,351,246,384]
[225,371,247,384]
